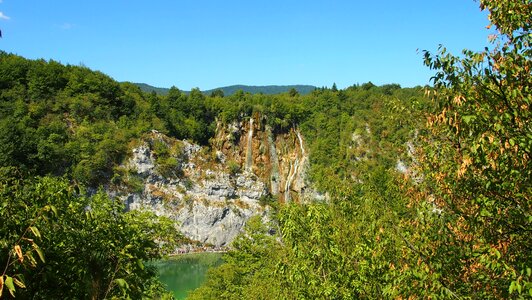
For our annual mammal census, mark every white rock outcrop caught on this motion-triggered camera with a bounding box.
[120,140,268,247]
[115,118,317,247]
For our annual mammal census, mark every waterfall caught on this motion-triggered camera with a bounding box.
[284,129,306,202]
[245,117,254,172]
[266,126,281,195]
[294,129,307,182]
[296,130,305,156]
[284,160,296,202]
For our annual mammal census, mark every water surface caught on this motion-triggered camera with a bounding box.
[154,253,223,299]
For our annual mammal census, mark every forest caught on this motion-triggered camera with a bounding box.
[133,83,317,97]
[0,0,530,298]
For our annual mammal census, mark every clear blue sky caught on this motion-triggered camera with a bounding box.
[0,0,491,90]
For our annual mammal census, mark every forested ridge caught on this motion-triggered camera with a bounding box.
[1,0,531,298]
[133,83,317,97]
[0,50,423,190]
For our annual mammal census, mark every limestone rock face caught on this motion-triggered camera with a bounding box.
[130,145,155,175]
[122,147,267,246]
[212,115,315,203]
[176,202,257,246]
[114,115,317,247]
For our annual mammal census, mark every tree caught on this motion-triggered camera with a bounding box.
[167,86,182,101]
[288,88,298,97]
[0,170,180,299]
[361,81,375,90]
[210,89,224,98]
[381,83,401,95]
[0,117,22,168]
[421,0,531,297]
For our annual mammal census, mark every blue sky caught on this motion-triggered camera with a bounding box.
[0,1,491,90]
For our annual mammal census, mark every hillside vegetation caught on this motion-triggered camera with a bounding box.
[0,49,426,298]
[133,82,317,96]
[189,1,531,298]
[0,0,530,298]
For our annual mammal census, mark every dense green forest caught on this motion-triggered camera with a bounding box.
[134,83,317,97]
[1,0,530,298]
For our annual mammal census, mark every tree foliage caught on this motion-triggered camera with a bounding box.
[0,168,180,299]
[420,0,532,296]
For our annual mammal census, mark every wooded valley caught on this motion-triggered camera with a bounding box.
[0,0,530,298]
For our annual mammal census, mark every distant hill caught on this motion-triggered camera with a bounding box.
[130,83,317,96]
[132,83,171,95]
[205,85,317,96]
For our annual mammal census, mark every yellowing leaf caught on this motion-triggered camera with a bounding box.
[13,277,26,289]
[14,245,23,263]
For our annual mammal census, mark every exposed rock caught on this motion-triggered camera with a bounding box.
[396,159,409,174]
[175,201,263,246]
[396,140,423,184]
[114,116,318,247]
[130,145,155,176]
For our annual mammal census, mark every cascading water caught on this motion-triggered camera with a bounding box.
[283,129,306,202]
[245,118,254,172]
[266,125,281,195]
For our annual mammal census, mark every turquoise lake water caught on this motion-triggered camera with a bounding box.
[154,253,223,299]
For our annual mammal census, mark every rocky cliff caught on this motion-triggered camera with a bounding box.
[111,115,315,247]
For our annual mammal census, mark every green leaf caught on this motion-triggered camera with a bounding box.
[137,259,144,270]
[5,276,15,297]
[470,143,480,154]
[44,205,56,216]
[50,205,58,216]
[485,181,491,189]
[462,115,475,124]
[480,208,493,217]
[115,278,129,289]
[33,244,45,263]
[495,249,501,259]
[29,226,41,239]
